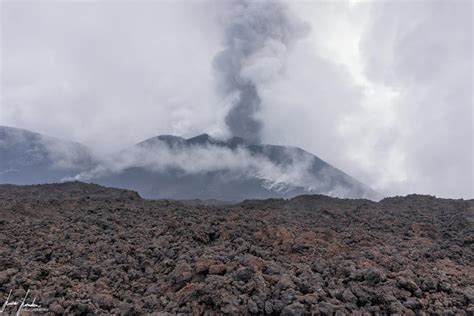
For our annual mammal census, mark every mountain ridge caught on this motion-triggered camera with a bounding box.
[0,126,381,200]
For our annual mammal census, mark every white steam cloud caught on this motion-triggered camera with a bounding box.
[67,141,327,194]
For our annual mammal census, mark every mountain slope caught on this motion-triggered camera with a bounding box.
[93,133,380,200]
[0,126,94,184]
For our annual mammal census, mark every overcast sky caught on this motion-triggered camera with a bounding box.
[1,0,472,198]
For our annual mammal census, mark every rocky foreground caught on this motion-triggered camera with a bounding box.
[0,182,473,315]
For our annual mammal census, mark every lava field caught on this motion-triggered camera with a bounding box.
[0,182,472,315]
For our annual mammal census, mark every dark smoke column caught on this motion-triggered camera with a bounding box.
[213,0,308,144]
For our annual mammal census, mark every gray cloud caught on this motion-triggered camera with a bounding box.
[1,1,224,153]
[213,0,308,144]
[359,0,473,198]
[0,0,472,198]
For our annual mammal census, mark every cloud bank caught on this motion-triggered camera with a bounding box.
[67,140,344,197]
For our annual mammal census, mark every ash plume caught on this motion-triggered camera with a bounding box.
[213,0,308,144]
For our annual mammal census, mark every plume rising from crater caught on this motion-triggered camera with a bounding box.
[213,0,308,144]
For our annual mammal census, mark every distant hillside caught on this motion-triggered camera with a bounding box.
[0,126,380,200]
[94,133,380,200]
[0,126,94,184]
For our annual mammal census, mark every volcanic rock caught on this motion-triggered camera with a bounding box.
[0,182,472,314]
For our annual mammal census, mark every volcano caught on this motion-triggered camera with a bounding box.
[0,126,380,201]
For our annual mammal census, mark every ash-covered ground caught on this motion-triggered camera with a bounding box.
[0,182,473,315]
